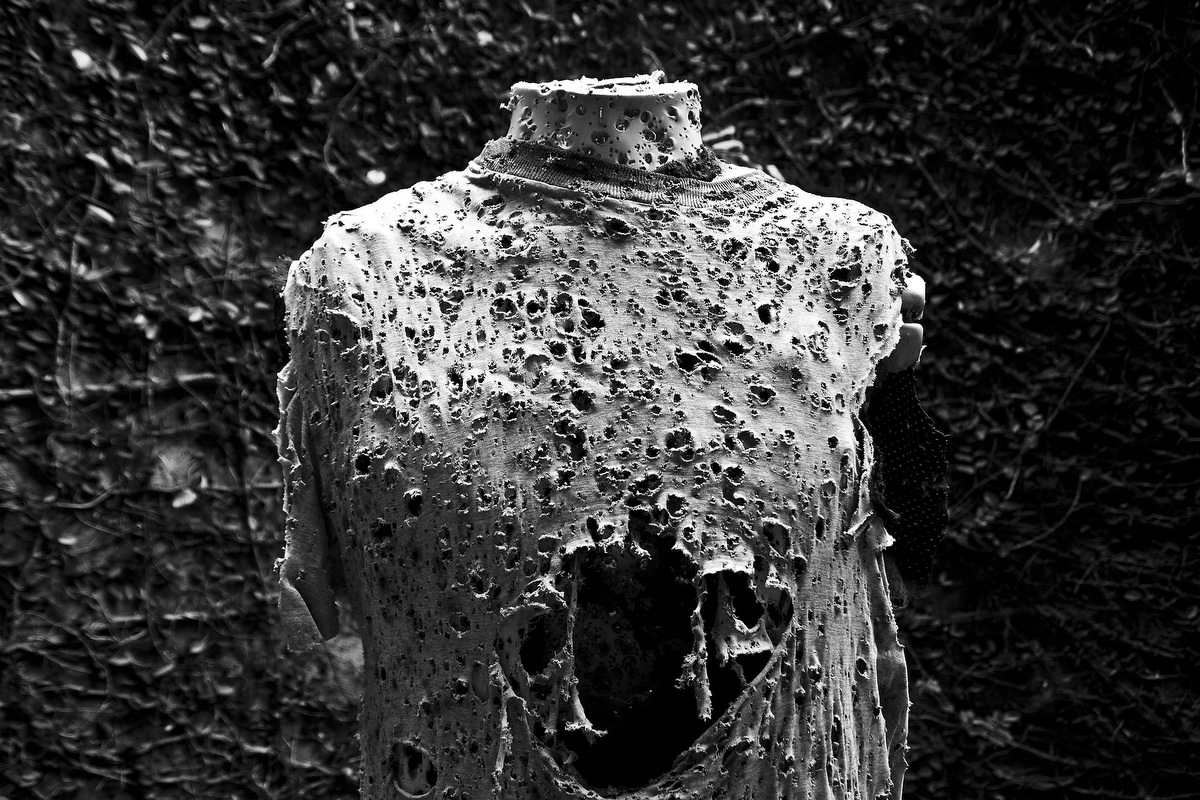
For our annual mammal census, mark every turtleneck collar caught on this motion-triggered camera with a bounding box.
[467,138,786,209]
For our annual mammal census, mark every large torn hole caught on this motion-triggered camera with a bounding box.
[538,544,793,790]
[559,534,702,788]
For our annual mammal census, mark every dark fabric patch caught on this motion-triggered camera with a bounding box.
[865,367,950,589]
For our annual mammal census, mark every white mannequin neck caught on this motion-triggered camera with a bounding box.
[504,71,705,172]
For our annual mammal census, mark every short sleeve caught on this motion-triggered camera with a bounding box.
[274,243,341,652]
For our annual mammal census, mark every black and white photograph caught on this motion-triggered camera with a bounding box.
[1,1,1196,798]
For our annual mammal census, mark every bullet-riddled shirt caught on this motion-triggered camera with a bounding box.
[276,138,919,800]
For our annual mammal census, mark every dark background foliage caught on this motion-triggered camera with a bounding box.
[1,0,1197,797]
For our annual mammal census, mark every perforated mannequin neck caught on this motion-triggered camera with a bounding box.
[504,72,705,173]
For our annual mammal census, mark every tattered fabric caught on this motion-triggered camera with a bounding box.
[276,138,918,800]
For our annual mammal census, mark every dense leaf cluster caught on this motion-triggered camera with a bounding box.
[1,0,1196,797]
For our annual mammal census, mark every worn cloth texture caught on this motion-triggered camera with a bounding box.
[276,138,919,800]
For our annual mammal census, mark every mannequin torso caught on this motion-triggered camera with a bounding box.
[274,71,946,800]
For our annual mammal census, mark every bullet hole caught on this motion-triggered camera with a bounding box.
[404,489,423,517]
[370,373,393,402]
[580,307,605,331]
[749,384,777,404]
[756,246,781,273]
[665,493,686,515]
[585,516,600,540]
[725,320,745,335]
[723,338,748,355]
[534,475,555,501]
[355,452,372,475]
[548,340,567,358]
[570,389,595,411]
[720,237,749,262]
[664,427,694,459]
[675,350,702,372]
[604,217,636,237]
[551,292,573,316]
[630,471,663,497]
[498,234,515,249]
[830,264,862,283]
[571,342,587,362]
[553,417,587,460]
[491,297,518,318]
[523,353,550,379]
[712,405,737,424]
[384,463,401,488]
[372,520,394,540]
[468,568,490,596]
[519,609,569,675]
[721,467,746,507]
[526,298,545,317]
[391,740,437,798]
[763,519,790,557]
[757,303,773,324]
[856,656,869,677]
[438,288,464,317]
[828,263,862,304]
[737,430,761,450]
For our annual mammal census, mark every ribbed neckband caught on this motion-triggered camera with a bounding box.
[468,138,785,209]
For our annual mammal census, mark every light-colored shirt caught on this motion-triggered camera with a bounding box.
[277,138,915,799]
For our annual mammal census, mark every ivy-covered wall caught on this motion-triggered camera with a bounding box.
[1,0,1196,797]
